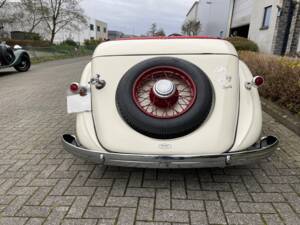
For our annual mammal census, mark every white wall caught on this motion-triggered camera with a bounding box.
[231,0,254,28]
[95,20,108,40]
[185,2,199,23]
[54,18,108,44]
[248,0,280,53]
[197,0,232,37]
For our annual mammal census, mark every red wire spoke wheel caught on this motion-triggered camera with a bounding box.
[132,66,197,119]
[116,57,213,139]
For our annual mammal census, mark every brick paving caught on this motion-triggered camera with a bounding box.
[0,57,299,225]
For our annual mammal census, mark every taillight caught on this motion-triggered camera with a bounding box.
[253,76,264,87]
[245,76,265,90]
[70,82,79,93]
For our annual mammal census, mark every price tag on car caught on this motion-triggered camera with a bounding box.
[67,91,91,114]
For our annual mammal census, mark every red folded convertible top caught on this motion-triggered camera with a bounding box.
[115,36,221,41]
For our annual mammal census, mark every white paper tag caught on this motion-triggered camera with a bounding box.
[67,92,91,114]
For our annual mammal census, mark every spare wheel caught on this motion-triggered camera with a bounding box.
[116,57,213,139]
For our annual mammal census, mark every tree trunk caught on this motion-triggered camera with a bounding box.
[50,30,55,43]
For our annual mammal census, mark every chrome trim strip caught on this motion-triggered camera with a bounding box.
[62,134,278,168]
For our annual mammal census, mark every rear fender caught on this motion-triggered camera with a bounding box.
[230,60,262,152]
[12,50,30,66]
[76,62,105,152]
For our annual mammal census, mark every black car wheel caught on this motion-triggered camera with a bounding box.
[14,54,31,72]
[116,57,213,139]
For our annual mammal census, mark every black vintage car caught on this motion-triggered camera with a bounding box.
[0,43,31,72]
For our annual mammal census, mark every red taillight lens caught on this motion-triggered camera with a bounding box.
[253,76,264,87]
[70,82,79,93]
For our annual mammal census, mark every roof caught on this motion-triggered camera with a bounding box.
[186,1,199,16]
[93,37,237,57]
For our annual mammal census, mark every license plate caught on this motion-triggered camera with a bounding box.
[67,92,91,114]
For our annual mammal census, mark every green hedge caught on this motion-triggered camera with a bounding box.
[240,51,300,115]
[84,39,102,50]
[226,37,259,52]
[1,39,51,47]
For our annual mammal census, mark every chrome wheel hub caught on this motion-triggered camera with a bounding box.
[153,79,176,98]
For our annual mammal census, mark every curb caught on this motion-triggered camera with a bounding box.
[261,98,300,136]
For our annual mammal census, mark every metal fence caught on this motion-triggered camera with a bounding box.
[24,47,64,59]
[23,46,92,59]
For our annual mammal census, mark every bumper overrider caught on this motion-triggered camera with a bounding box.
[62,134,279,168]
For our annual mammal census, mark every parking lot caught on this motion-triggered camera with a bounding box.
[0,57,299,225]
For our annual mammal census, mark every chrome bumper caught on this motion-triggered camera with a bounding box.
[62,134,278,168]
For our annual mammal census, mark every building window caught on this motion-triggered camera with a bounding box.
[262,6,272,29]
[90,24,94,31]
[97,26,100,32]
[103,27,107,33]
[90,37,94,40]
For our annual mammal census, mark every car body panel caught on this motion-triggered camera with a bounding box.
[66,38,277,168]
[76,62,102,151]
[76,57,264,156]
[91,54,240,155]
[93,38,238,57]
[231,61,262,152]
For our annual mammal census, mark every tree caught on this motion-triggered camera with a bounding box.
[7,0,46,33]
[148,23,157,36]
[182,20,201,36]
[147,23,166,36]
[0,1,17,29]
[0,0,6,9]
[38,0,86,43]
[155,28,166,36]
[21,0,46,33]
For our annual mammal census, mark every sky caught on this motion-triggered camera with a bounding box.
[80,0,195,35]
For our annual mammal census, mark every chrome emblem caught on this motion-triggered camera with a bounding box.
[159,144,172,150]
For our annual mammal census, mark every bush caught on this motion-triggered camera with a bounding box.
[1,39,51,47]
[226,37,259,52]
[61,39,78,47]
[240,51,300,114]
[84,39,102,50]
[10,31,41,41]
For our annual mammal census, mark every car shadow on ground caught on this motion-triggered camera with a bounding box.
[0,70,20,77]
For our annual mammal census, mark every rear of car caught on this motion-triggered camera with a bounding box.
[63,37,278,168]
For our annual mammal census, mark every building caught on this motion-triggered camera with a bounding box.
[232,0,300,54]
[230,0,254,37]
[55,17,108,44]
[184,0,233,38]
[108,30,124,40]
[185,0,300,55]
[185,1,199,24]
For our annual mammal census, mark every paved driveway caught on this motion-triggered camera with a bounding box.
[0,57,299,225]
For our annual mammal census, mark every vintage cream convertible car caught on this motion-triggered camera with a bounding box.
[62,37,278,168]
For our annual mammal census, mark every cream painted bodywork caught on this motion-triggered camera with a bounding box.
[75,39,262,156]
[231,61,262,152]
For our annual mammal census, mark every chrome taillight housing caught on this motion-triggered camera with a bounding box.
[245,76,264,90]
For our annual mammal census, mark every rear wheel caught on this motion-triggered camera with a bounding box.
[116,57,213,139]
[14,54,31,72]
